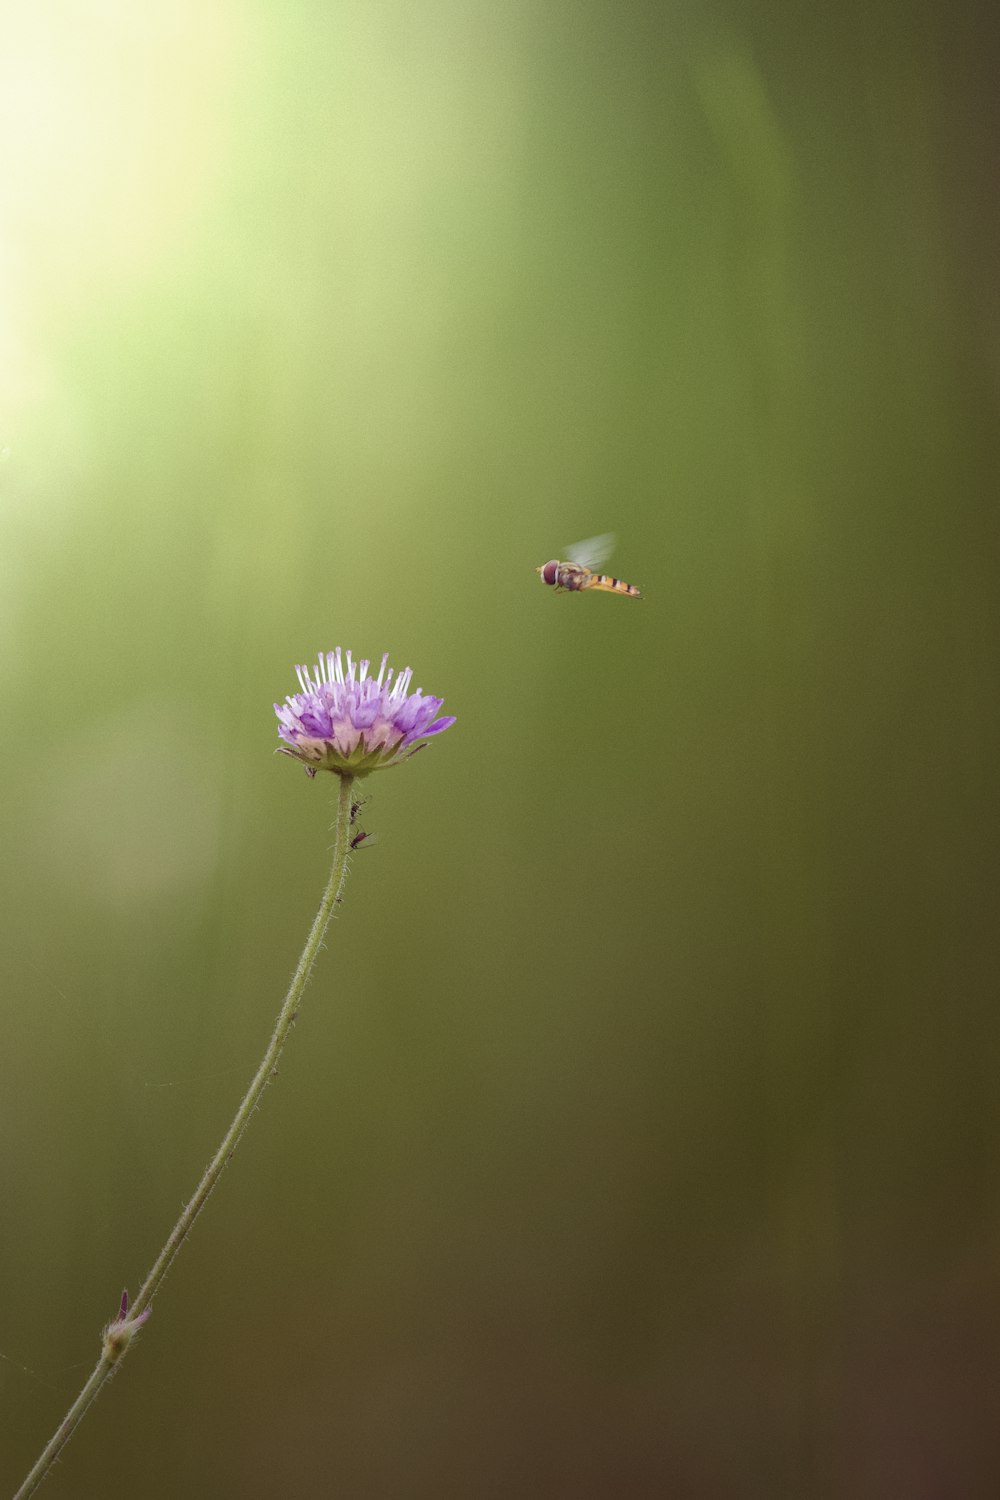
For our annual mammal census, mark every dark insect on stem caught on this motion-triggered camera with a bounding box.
[350,829,375,851]
[350,795,370,824]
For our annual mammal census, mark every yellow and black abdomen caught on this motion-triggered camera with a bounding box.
[586,573,642,597]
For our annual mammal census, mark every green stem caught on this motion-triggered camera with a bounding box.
[15,773,357,1500]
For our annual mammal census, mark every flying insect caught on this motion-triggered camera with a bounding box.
[536,533,641,597]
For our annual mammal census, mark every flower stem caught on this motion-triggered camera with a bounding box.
[15,772,357,1499]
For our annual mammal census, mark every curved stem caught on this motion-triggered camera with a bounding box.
[15,773,356,1499]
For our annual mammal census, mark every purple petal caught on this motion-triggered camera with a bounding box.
[424,715,456,736]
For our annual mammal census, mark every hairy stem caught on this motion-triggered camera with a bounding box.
[15,772,356,1499]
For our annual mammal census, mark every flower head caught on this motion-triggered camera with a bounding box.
[275,648,456,777]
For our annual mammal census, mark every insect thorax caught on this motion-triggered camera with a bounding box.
[557,564,587,589]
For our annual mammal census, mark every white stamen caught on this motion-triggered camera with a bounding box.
[377,653,389,687]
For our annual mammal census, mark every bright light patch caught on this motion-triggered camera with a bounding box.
[1,3,240,278]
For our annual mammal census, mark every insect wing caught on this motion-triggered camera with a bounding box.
[564,532,616,571]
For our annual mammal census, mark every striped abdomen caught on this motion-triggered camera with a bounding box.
[583,572,641,598]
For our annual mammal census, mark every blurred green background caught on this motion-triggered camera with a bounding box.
[2,2,998,1495]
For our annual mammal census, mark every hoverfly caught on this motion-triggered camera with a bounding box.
[536,533,641,597]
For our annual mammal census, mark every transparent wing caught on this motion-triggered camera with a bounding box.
[565,532,616,570]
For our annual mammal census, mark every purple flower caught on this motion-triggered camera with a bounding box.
[275,649,456,777]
